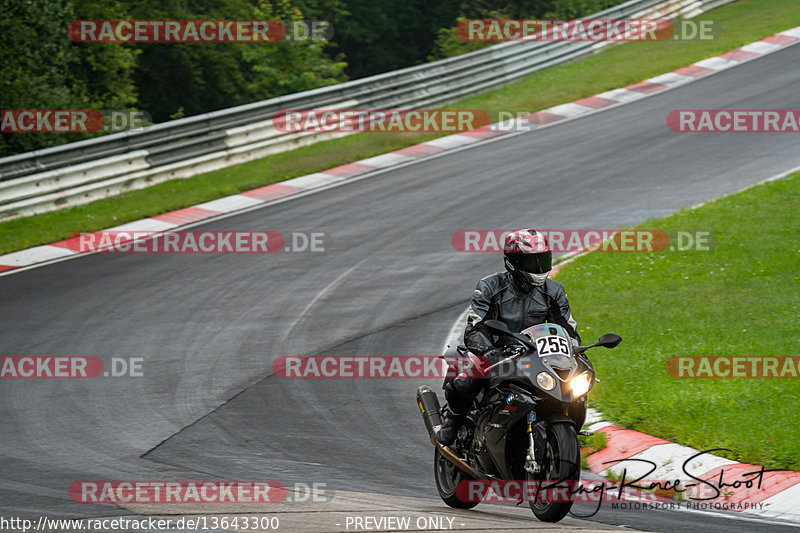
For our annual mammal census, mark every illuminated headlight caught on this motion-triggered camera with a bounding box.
[536,372,556,390]
[571,373,591,397]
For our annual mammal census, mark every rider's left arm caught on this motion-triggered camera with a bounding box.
[547,285,582,346]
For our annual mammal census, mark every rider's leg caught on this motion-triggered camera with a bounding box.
[437,377,484,446]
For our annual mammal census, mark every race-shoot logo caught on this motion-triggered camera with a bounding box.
[456,446,778,518]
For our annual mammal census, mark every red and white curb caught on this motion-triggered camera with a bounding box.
[560,242,799,523]
[443,251,799,524]
[1,26,799,275]
[583,409,800,522]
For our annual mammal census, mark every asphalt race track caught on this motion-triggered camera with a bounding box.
[2,44,800,533]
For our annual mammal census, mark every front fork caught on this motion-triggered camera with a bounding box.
[525,411,547,474]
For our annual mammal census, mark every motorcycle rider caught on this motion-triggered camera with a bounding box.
[438,229,584,446]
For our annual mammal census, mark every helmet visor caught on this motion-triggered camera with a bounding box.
[514,251,552,274]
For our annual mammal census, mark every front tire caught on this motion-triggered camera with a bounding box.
[527,423,580,522]
[433,447,484,509]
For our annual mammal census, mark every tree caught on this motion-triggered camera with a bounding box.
[430,0,628,59]
[320,0,462,78]
[0,0,138,156]
[128,0,347,121]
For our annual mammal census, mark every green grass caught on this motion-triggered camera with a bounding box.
[0,132,440,253]
[3,0,800,255]
[553,172,800,470]
[579,431,608,469]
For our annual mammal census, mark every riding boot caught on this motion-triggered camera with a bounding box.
[437,407,466,446]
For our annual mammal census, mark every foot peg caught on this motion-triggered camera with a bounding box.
[579,431,594,436]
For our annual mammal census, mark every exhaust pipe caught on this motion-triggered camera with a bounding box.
[435,441,485,480]
[416,385,443,443]
[416,386,486,480]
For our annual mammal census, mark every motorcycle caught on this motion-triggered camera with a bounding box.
[416,319,621,522]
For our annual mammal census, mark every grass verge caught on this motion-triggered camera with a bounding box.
[2,0,800,255]
[554,172,800,470]
[579,432,608,469]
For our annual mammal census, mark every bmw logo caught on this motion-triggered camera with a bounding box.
[506,393,514,405]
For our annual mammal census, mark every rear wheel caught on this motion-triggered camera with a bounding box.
[527,423,580,522]
[433,447,484,509]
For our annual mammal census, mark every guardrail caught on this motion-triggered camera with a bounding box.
[0,0,732,220]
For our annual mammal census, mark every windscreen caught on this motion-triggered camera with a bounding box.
[521,323,576,375]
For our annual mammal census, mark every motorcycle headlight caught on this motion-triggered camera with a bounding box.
[571,373,591,397]
[536,372,556,390]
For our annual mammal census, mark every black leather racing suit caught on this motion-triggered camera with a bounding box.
[444,271,582,415]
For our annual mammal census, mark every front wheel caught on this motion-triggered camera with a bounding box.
[527,423,580,522]
[433,447,484,509]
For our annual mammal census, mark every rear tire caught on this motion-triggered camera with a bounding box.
[433,447,484,509]
[527,423,580,522]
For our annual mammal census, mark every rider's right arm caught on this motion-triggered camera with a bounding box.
[464,279,496,355]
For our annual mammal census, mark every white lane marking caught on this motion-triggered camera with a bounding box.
[694,56,739,70]
[646,72,694,87]
[357,153,416,168]
[547,103,594,117]
[595,88,646,103]
[3,32,800,276]
[585,407,606,425]
[195,194,263,213]
[0,245,77,266]
[279,258,369,348]
[284,173,345,189]
[442,307,470,354]
[740,41,782,54]
[594,442,737,479]
[747,482,800,522]
[672,505,800,527]
[425,135,481,149]
[106,219,177,232]
[780,28,800,38]
[588,421,614,432]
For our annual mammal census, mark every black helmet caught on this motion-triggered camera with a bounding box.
[503,229,552,287]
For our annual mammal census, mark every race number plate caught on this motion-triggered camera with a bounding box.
[535,335,570,357]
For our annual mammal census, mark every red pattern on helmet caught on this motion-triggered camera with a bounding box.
[503,229,550,254]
